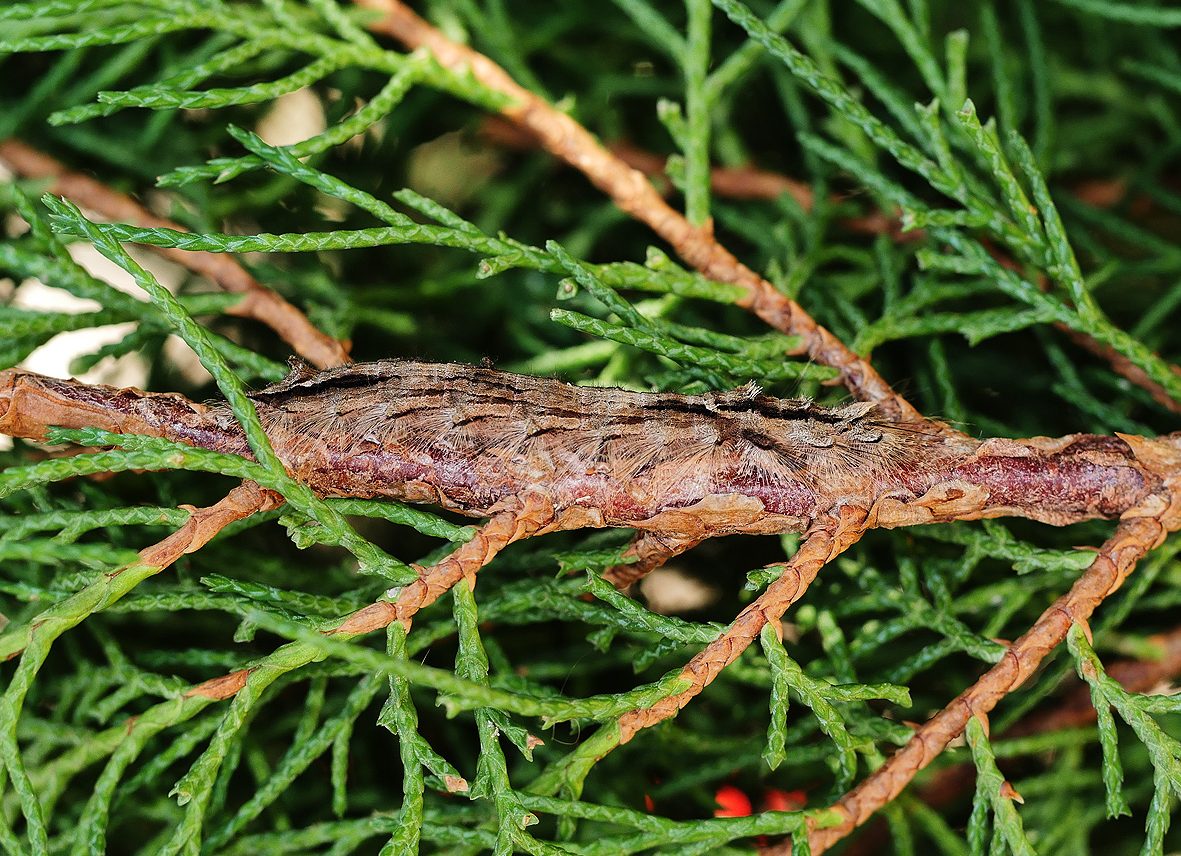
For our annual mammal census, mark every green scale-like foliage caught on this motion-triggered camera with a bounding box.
[0,0,1180,853]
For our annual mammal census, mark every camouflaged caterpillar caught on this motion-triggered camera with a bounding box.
[0,359,1161,543]
[230,360,931,528]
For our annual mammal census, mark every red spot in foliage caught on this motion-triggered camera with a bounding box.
[643,793,655,812]
[714,784,753,817]
[762,787,807,812]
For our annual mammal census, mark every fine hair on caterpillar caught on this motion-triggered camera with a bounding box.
[2,359,1170,540]
[225,360,935,522]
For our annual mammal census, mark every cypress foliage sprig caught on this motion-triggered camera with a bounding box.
[1,0,1179,853]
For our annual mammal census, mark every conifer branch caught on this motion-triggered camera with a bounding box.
[0,139,350,369]
[808,503,1181,852]
[2,1,1180,850]
[356,0,920,420]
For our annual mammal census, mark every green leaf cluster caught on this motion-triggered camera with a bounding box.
[1,0,1180,853]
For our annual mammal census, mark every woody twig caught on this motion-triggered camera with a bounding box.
[805,495,1181,853]
[184,493,555,701]
[355,0,919,422]
[602,532,702,590]
[836,619,1181,856]
[617,505,867,742]
[0,480,281,663]
[0,139,350,369]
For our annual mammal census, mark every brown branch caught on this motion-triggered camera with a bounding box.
[480,115,919,242]
[185,491,557,701]
[833,619,1181,856]
[601,531,702,589]
[331,492,557,637]
[5,365,1179,535]
[356,0,920,421]
[1,480,281,662]
[479,116,816,209]
[805,475,1181,853]
[616,505,867,742]
[0,138,351,369]
[1059,327,1181,415]
[137,481,283,566]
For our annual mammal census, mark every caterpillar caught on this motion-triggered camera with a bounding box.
[0,360,1166,538]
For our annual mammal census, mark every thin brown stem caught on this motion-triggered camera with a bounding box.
[186,492,556,701]
[0,138,350,369]
[330,492,557,637]
[616,504,867,743]
[1059,326,1181,415]
[601,532,702,589]
[0,480,282,662]
[136,481,282,566]
[832,619,1181,856]
[805,488,1181,853]
[356,0,919,420]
